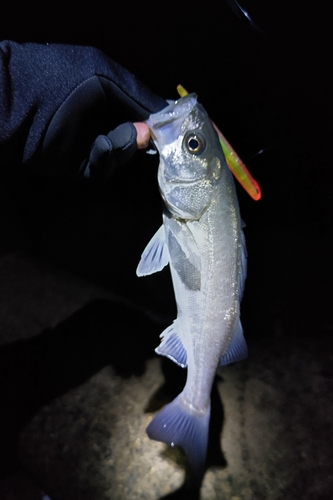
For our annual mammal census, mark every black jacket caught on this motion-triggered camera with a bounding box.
[0,41,166,177]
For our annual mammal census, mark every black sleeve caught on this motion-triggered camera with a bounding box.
[0,40,167,176]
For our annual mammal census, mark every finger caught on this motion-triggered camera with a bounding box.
[133,122,150,149]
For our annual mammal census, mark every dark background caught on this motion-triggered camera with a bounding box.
[0,1,332,497]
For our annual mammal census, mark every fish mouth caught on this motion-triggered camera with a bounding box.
[146,94,197,145]
[147,94,197,128]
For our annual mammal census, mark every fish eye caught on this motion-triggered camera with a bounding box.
[184,132,206,156]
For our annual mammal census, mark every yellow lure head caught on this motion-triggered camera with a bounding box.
[176,85,261,201]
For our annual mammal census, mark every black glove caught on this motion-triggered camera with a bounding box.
[81,122,138,181]
[0,41,167,178]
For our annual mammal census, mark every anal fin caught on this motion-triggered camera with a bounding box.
[156,321,187,368]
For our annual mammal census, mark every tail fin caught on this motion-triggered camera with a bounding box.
[146,393,210,475]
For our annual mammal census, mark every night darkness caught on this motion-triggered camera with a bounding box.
[0,1,332,499]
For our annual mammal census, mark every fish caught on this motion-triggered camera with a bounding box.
[136,93,247,475]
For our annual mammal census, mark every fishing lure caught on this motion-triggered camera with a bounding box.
[176,84,261,201]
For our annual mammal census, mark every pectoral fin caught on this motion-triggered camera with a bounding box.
[136,225,169,276]
[219,317,248,366]
[166,216,201,271]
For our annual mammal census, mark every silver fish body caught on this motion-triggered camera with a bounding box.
[137,94,247,474]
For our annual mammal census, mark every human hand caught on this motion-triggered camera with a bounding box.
[0,41,166,178]
[133,123,151,150]
[81,120,152,180]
